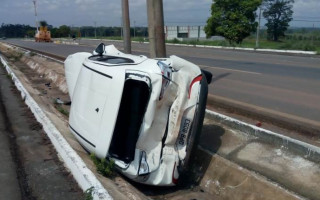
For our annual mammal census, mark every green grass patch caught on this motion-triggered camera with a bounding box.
[84,187,94,200]
[7,52,23,62]
[90,154,116,178]
[55,105,69,117]
[29,52,36,57]
[6,74,12,79]
[166,37,320,52]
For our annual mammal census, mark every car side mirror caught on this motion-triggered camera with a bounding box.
[95,43,105,56]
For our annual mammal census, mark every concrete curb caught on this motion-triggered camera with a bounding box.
[205,109,320,163]
[194,45,317,55]
[0,55,112,200]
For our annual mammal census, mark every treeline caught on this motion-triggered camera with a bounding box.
[0,23,148,38]
[0,24,35,38]
[69,26,148,38]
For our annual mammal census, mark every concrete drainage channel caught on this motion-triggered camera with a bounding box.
[1,42,319,200]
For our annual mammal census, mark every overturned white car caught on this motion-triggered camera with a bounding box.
[64,44,212,186]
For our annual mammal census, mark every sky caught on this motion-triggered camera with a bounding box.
[0,0,319,28]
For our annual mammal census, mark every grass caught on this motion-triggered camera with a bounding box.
[84,187,94,200]
[53,99,70,116]
[56,105,69,116]
[166,38,320,52]
[90,154,116,178]
[29,52,36,57]
[6,74,12,79]
[7,52,23,62]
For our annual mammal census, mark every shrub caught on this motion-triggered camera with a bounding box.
[90,154,116,178]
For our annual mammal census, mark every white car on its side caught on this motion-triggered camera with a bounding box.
[64,43,212,186]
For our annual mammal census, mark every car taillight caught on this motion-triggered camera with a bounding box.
[188,75,202,99]
[157,61,172,100]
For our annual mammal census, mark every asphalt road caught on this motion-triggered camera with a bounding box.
[4,39,320,128]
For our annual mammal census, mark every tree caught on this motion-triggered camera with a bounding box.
[39,20,48,27]
[205,0,262,44]
[58,25,71,37]
[263,0,294,41]
[0,24,35,38]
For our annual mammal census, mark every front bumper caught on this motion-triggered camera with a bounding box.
[119,62,207,186]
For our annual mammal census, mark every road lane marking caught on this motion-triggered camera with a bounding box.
[199,65,262,75]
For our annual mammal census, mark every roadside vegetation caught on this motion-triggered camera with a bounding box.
[53,100,70,116]
[166,34,320,52]
[84,187,94,200]
[90,154,116,178]
[56,106,69,116]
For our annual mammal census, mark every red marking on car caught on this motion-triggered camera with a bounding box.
[172,162,178,185]
[188,75,202,98]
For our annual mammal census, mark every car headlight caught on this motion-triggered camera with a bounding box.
[157,61,172,100]
[138,151,149,175]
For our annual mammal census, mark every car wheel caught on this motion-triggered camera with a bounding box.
[179,72,208,175]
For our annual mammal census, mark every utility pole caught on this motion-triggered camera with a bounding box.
[122,0,131,53]
[134,20,136,38]
[256,7,262,49]
[147,0,166,58]
[121,17,123,38]
[94,21,97,38]
[32,0,39,31]
[312,23,315,45]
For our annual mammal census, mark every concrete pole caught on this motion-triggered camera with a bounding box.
[94,21,97,38]
[122,0,131,53]
[32,0,39,31]
[147,0,166,58]
[312,23,315,45]
[255,7,262,49]
[134,20,136,38]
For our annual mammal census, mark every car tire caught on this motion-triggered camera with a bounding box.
[179,72,208,176]
[201,69,212,84]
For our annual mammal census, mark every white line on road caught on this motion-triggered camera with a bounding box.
[199,65,262,75]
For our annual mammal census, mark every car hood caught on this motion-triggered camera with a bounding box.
[69,60,126,158]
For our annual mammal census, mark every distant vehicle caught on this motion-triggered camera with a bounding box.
[35,26,52,42]
[64,44,212,186]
